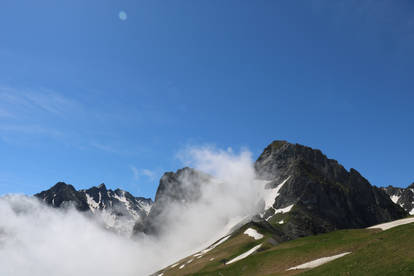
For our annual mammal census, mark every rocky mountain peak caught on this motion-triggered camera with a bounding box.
[254,140,407,239]
[154,167,210,203]
[35,182,153,235]
[97,183,107,190]
[35,182,90,211]
[133,167,211,235]
[255,141,347,182]
[49,181,76,192]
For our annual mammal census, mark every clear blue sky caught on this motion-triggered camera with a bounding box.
[0,0,413,198]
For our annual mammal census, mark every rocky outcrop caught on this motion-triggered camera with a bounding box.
[34,182,90,211]
[133,167,210,235]
[382,183,414,215]
[254,140,408,239]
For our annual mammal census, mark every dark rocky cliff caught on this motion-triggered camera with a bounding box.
[254,140,408,239]
[133,167,210,235]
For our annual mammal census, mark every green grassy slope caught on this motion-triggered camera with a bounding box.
[156,219,414,276]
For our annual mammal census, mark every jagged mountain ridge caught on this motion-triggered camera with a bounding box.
[135,140,407,242]
[382,183,414,215]
[255,140,407,239]
[35,182,153,233]
[35,140,408,242]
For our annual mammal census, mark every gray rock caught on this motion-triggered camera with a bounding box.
[382,183,414,215]
[254,140,408,239]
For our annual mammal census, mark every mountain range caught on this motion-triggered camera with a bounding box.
[34,181,152,234]
[32,140,412,274]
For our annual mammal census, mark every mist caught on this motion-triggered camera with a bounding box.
[0,147,265,276]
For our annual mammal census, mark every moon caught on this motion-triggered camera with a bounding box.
[119,11,127,21]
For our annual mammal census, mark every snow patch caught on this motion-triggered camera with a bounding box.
[287,252,351,270]
[188,234,231,262]
[266,204,294,222]
[86,193,99,211]
[226,243,262,265]
[274,204,294,214]
[199,235,231,255]
[367,217,414,231]
[113,192,140,220]
[243,228,263,240]
[278,220,284,224]
[390,195,400,204]
[138,200,152,215]
[179,264,185,269]
[170,263,179,268]
[263,176,291,210]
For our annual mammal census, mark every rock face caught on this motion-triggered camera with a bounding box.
[34,182,90,211]
[382,183,414,215]
[254,140,408,239]
[35,182,153,233]
[133,167,210,235]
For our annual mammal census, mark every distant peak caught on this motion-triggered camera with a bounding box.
[50,182,75,191]
[54,181,69,187]
[408,182,414,189]
[97,183,107,190]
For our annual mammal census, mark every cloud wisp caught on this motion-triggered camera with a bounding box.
[0,86,79,118]
[130,166,157,182]
[0,146,266,276]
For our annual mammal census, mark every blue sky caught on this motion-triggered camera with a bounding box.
[0,0,413,198]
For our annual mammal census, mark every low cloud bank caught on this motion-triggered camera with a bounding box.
[0,146,265,276]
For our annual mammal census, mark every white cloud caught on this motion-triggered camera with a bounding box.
[130,165,140,181]
[141,169,156,180]
[129,166,157,181]
[0,146,266,275]
[0,86,80,142]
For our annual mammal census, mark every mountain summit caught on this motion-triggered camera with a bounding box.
[254,140,407,238]
[133,167,210,235]
[35,182,153,234]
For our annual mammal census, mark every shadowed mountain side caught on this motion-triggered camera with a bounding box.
[133,167,211,235]
[254,140,407,239]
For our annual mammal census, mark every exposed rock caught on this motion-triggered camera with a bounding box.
[382,183,414,215]
[254,140,408,239]
[133,167,210,235]
[34,182,90,211]
[34,182,153,234]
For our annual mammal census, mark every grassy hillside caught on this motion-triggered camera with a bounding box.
[156,219,414,276]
